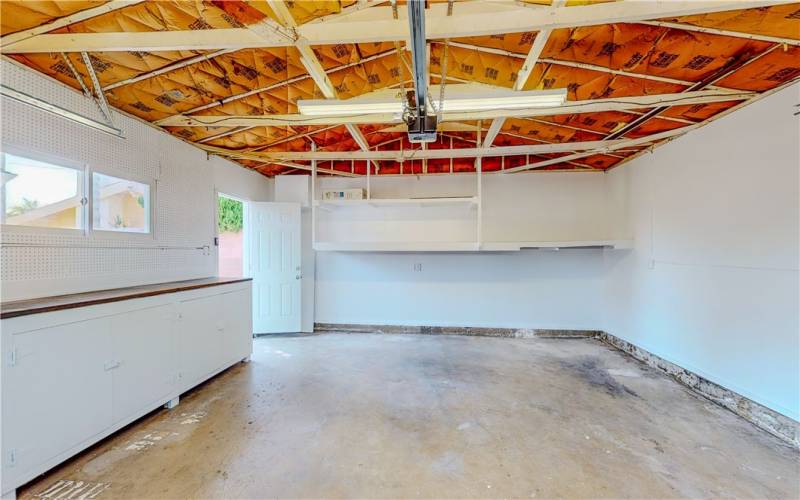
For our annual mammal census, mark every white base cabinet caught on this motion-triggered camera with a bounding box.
[0,281,252,497]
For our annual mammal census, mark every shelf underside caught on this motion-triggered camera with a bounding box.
[314,197,478,210]
[313,240,633,252]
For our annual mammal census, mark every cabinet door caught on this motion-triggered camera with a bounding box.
[221,288,253,365]
[111,304,176,423]
[3,318,113,481]
[176,295,224,387]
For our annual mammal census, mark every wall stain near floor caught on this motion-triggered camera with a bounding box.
[560,357,639,398]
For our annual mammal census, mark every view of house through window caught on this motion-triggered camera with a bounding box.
[218,194,244,277]
[1,152,84,230]
[92,172,150,233]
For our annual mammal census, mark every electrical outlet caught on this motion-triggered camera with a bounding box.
[412,262,423,272]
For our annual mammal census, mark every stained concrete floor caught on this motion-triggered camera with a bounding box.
[19,333,799,499]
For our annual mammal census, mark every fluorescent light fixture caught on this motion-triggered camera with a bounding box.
[296,87,567,116]
[432,88,567,112]
[297,98,402,116]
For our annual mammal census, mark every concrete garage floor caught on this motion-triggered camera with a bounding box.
[19,333,799,499]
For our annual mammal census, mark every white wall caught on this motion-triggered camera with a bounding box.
[603,84,800,420]
[310,85,799,420]
[0,60,273,300]
[314,172,614,329]
[316,172,611,243]
[316,249,606,329]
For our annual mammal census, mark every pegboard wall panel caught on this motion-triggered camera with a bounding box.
[0,59,263,301]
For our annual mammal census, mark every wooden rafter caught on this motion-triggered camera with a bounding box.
[4,0,796,177]
[439,41,734,91]
[483,0,566,149]
[0,0,146,49]
[265,0,379,168]
[638,20,800,46]
[2,1,789,54]
[155,90,755,128]
[201,133,675,162]
[158,49,397,122]
[103,48,239,91]
[502,124,700,173]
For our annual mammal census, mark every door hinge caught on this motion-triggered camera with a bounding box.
[8,449,16,467]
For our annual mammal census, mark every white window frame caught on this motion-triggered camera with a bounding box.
[89,168,156,239]
[0,144,89,236]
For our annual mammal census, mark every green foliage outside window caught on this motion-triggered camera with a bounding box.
[218,196,243,233]
[7,197,39,216]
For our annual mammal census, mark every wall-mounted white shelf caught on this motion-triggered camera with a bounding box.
[310,152,633,253]
[313,240,634,252]
[313,241,480,252]
[314,196,478,210]
[480,240,634,251]
[311,150,485,252]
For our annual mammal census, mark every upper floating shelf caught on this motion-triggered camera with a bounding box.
[314,196,478,210]
[480,240,634,251]
[313,240,634,252]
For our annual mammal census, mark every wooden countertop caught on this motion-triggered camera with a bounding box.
[0,277,252,319]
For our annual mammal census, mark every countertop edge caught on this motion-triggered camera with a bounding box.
[1,277,253,320]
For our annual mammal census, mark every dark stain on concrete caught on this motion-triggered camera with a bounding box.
[560,357,639,398]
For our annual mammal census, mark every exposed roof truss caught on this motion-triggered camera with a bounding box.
[0,0,797,177]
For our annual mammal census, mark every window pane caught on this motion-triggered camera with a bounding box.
[2,153,83,229]
[92,172,150,233]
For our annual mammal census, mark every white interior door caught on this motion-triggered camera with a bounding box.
[250,202,302,333]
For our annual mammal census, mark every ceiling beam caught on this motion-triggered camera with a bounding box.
[267,160,360,177]
[103,48,238,91]
[0,0,146,49]
[267,0,380,169]
[161,48,396,121]
[484,0,566,148]
[156,89,754,127]
[514,1,566,91]
[376,122,478,134]
[638,20,800,46]
[201,138,658,162]
[481,116,506,148]
[304,0,377,25]
[196,126,254,144]
[3,1,789,54]
[80,52,114,126]
[439,40,731,90]
[501,124,699,173]
[265,0,299,29]
[606,42,781,142]
[250,125,341,151]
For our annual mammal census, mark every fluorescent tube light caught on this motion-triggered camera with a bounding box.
[433,88,567,112]
[297,99,402,116]
[296,88,567,116]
